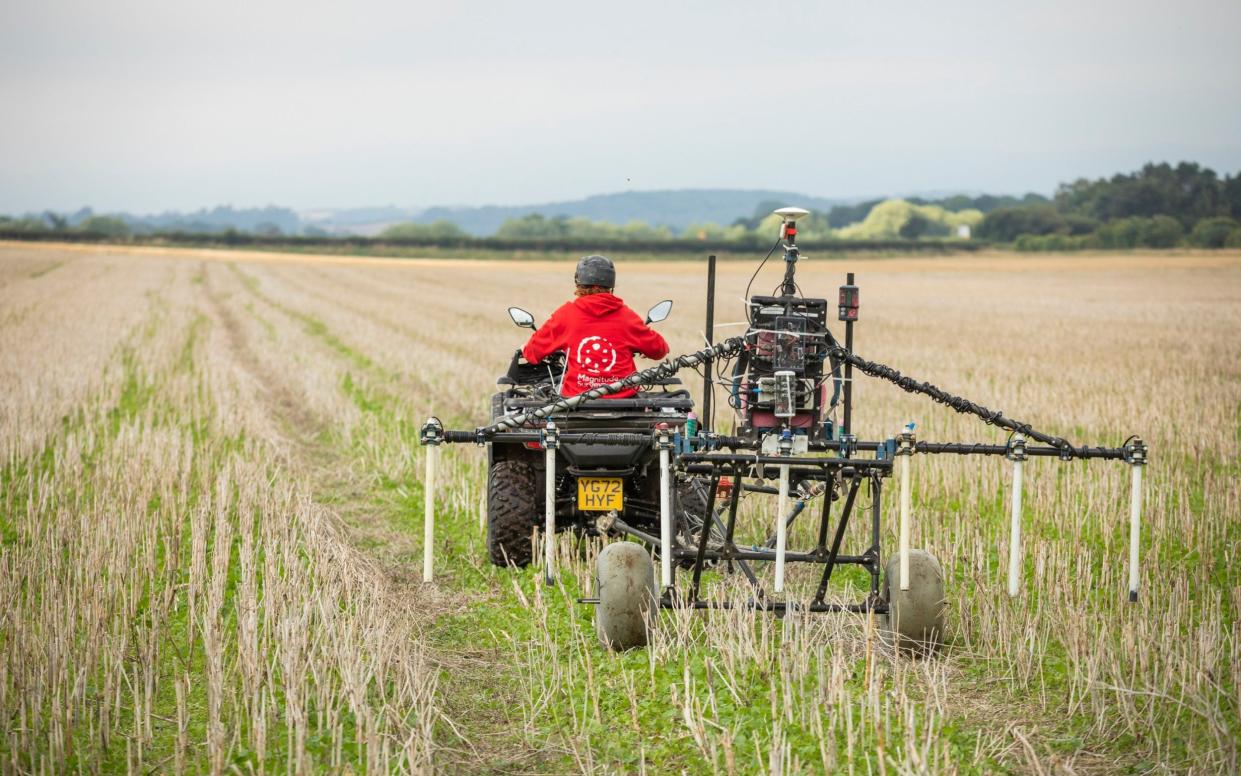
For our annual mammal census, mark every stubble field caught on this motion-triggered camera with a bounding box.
[1,242,1239,774]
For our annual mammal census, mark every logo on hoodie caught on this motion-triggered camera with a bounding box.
[576,335,618,375]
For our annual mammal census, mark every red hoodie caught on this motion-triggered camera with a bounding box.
[522,293,670,398]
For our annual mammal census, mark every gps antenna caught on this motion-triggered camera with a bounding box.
[774,207,809,296]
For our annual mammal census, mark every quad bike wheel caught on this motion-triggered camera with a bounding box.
[595,542,656,650]
[882,549,946,653]
[487,460,538,567]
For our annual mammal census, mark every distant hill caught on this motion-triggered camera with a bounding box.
[405,189,857,236]
[299,206,417,236]
[123,205,301,234]
[24,189,1029,239]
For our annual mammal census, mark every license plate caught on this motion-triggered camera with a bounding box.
[577,477,623,512]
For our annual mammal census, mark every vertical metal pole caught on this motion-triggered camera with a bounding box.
[422,444,435,583]
[723,473,743,548]
[775,463,790,593]
[814,480,836,552]
[780,218,799,296]
[1007,434,1026,598]
[869,476,882,597]
[897,425,914,591]
[690,475,720,600]
[702,254,716,432]
[842,272,855,436]
[1127,438,1146,602]
[813,476,860,605]
[543,422,558,585]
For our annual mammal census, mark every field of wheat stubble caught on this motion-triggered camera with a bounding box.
[1,242,1238,774]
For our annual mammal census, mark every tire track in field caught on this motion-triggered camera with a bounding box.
[204,268,321,442]
[202,262,425,576]
[255,261,493,376]
[203,262,544,772]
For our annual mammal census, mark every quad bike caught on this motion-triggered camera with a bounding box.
[484,301,714,569]
[421,207,1148,654]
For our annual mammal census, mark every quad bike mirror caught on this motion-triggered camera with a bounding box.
[508,307,536,329]
[645,299,673,325]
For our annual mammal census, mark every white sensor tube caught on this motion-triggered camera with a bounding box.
[1007,456,1024,598]
[423,446,435,583]
[1129,463,1142,600]
[659,446,673,588]
[545,444,556,583]
[775,464,790,593]
[899,450,912,591]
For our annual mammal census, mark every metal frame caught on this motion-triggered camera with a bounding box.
[606,453,892,615]
[420,212,1148,609]
[434,417,1146,610]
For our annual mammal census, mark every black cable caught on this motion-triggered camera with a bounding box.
[465,335,1101,458]
[482,338,746,434]
[744,237,784,325]
[692,361,724,430]
[713,353,738,415]
[831,346,1076,452]
[793,280,809,305]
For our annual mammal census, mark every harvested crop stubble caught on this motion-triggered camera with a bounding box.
[1,249,437,773]
[1,244,1239,773]
[0,248,168,459]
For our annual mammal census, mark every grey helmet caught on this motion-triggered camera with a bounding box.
[574,254,616,288]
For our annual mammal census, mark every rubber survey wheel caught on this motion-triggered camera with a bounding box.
[487,460,538,568]
[882,549,946,654]
[595,542,657,650]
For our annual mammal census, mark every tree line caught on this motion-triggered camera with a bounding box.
[376,196,1002,244]
[0,207,298,240]
[6,162,1239,250]
[976,162,1241,249]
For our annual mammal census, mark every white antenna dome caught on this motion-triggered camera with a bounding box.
[773,207,810,221]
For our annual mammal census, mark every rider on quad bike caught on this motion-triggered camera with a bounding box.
[521,255,670,398]
[485,254,705,569]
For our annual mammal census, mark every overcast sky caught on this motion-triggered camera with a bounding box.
[2,0,1239,214]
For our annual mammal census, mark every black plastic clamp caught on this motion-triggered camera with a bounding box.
[1123,436,1148,466]
[839,433,857,458]
[778,429,794,456]
[541,420,560,451]
[1006,434,1028,462]
[654,422,674,452]
[895,424,915,457]
[419,417,444,446]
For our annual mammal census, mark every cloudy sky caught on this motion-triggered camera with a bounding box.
[2,0,1239,213]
